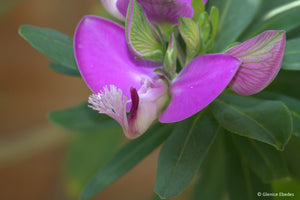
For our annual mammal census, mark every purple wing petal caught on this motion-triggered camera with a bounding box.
[159,54,241,123]
[117,0,193,24]
[226,30,286,96]
[116,0,129,18]
[74,16,159,97]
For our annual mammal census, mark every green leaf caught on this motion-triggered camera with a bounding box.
[197,12,210,53]
[193,129,226,200]
[240,0,300,40]
[266,70,300,99]
[49,62,80,76]
[287,26,300,39]
[80,123,173,200]
[282,38,300,71]
[231,134,290,182]
[179,17,200,64]
[192,0,205,20]
[19,25,79,72]
[273,178,300,199]
[198,12,210,43]
[224,133,273,200]
[64,128,123,197]
[154,112,219,199]
[283,136,300,180]
[163,33,177,79]
[255,91,300,137]
[209,7,219,40]
[126,0,164,62]
[210,93,293,150]
[49,103,119,131]
[206,0,260,52]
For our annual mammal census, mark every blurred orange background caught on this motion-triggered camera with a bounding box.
[0,0,169,199]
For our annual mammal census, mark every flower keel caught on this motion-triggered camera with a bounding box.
[88,78,169,138]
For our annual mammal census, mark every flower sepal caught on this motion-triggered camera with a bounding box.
[126,0,165,62]
[179,17,200,65]
[163,33,178,79]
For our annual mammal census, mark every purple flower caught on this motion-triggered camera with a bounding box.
[101,0,208,24]
[74,16,241,137]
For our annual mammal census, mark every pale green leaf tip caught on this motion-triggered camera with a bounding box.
[18,25,26,36]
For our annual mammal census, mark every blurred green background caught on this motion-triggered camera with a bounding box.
[0,0,163,199]
[1,0,300,200]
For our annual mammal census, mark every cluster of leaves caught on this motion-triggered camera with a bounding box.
[18,0,300,199]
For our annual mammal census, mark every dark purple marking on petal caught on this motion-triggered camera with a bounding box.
[128,87,139,121]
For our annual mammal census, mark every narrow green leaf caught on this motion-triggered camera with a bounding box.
[210,93,293,150]
[65,128,123,197]
[193,129,226,200]
[231,134,290,182]
[240,0,300,40]
[179,17,200,64]
[224,133,273,200]
[49,62,80,76]
[209,6,219,40]
[197,11,209,50]
[255,91,300,137]
[205,7,219,51]
[199,12,210,43]
[197,12,210,53]
[154,112,219,199]
[163,33,177,79]
[49,103,118,131]
[80,124,173,200]
[126,0,164,62]
[282,38,300,71]
[192,0,205,20]
[19,25,79,72]
[206,0,260,52]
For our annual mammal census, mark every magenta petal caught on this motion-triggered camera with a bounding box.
[159,54,241,123]
[117,0,193,24]
[226,30,286,96]
[74,16,159,97]
[116,0,129,18]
